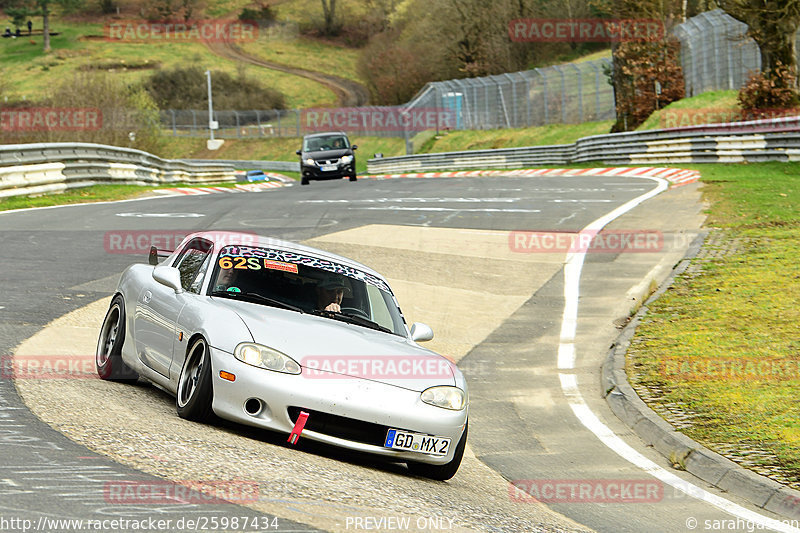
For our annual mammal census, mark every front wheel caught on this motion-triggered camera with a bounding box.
[96,295,138,382]
[407,421,467,481]
[348,175,357,182]
[301,176,309,185]
[176,337,214,422]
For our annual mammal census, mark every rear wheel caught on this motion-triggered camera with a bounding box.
[96,295,138,382]
[176,337,214,422]
[407,421,467,481]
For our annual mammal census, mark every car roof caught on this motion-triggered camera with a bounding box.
[178,230,385,280]
[303,131,348,139]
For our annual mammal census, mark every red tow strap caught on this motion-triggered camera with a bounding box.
[288,411,309,445]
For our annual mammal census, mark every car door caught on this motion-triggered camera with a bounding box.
[134,238,212,378]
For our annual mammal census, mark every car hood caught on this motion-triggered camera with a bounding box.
[303,149,352,160]
[213,298,456,392]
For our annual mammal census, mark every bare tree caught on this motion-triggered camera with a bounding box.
[717,0,800,87]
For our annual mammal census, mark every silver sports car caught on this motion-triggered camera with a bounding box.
[96,231,468,480]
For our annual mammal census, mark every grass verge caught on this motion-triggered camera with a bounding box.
[627,162,800,486]
[637,90,740,130]
[418,121,616,153]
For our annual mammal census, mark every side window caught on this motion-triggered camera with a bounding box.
[189,253,213,294]
[366,284,394,331]
[174,239,212,293]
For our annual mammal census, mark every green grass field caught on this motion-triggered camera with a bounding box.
[1,20,336,108]
[0,0,380,109]
[239,36,363,83]
[637,90,740,130]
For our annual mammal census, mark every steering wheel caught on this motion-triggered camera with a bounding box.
[340,307,370,320]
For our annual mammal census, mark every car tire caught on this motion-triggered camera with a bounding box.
[301,177,309,186]
[406,421,468,481]
[95,295,139,382]
[176,337,214,422]
[349,175,357,182]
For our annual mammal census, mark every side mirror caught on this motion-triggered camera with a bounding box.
[295,149,302,155]
[351,144,358,150]
[410,322,433,342]
[149,246,159,265]
[153,265,183,294]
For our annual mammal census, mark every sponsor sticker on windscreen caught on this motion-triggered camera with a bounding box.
[264,259,298,273]
[385,429,450,456]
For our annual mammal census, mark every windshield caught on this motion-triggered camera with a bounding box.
[208,245,407,336]
[303,134,350,152]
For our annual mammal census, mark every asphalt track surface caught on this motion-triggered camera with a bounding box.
[0,175,794,533]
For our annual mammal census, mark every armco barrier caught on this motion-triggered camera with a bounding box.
[180,159,300,173]
[367,116,800,173]
[0,142,236,198]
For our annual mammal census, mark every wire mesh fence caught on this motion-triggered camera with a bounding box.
[673,8,800,97]
[404,58,615,130]
[161,58,616,138]
[162,109,298,138]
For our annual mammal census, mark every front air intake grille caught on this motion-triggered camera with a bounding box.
[288,406,405,447]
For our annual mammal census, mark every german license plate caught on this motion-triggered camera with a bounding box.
[385,429,450,456]
[321,165,337,171]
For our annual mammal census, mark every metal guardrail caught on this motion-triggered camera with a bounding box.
[180,159,300,172]
[367,117,800,173]
[0,143,236,198]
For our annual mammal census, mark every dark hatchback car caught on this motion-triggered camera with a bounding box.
[296,132,357,186]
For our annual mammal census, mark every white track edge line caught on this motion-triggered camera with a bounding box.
[556,175,800,532]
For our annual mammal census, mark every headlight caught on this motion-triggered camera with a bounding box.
[339,155,353,164]
[421,386,466,410]
[234,343,301,374]
[304,158,316,166]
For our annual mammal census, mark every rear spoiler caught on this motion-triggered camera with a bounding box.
[149,246,173,266]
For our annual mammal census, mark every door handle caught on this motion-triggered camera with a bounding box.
[143,290,152,304]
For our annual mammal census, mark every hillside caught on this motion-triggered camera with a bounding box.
[0,0,378,107]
